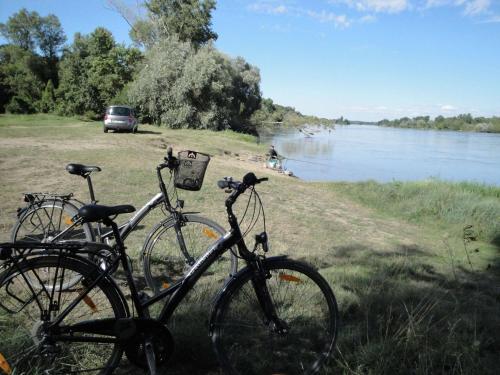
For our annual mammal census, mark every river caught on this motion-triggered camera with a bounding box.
[257,125,500,185]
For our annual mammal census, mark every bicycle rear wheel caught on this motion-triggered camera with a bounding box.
[0,255,128,374]
[210,257,338,375]
[11,199,93,243]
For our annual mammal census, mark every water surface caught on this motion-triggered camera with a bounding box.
[258,125,500,185]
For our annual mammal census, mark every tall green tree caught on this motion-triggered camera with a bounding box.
[0,8,40,51]
[129,36,260,132]
[35,14,66,60]
[1,8,66,98]
[131,0,217,47]
[57,28,142,117]
[39,79,56,113]
[0,45,45,113]
[0,9,65,58]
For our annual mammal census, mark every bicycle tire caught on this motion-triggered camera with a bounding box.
[141,214,238,295]
[210,257,338,375]
[11,198,94,243]
[0,255,128,374]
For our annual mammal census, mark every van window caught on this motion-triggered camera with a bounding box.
[107,107,131,116]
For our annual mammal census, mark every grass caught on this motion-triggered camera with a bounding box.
[327,179,500,243]
[0,114,499,374]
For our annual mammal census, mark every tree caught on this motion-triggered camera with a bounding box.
[1,9,66,88]
[0,9,66,58]
[35,14,66,59]
[0,8,40,51]
[0,45,45,113]
[129,19,156,49]
[144,0,217,46]
[56,28,142,117]
[128,36,260,132]
[39,79,56,112]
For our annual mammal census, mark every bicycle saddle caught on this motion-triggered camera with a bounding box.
[78,204,135,223]
[66,163,102,177]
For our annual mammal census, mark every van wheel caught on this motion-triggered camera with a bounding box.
[104,127,108,133]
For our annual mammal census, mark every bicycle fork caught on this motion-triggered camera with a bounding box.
[250,259,289,335]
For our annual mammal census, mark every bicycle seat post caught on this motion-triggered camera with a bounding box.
[86,174,97,204]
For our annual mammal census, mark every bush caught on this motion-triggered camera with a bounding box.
[128,37,261,133]
[5,95,36,114]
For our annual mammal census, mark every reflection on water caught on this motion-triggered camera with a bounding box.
[258,124,500,185]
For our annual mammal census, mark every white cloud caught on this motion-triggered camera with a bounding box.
[331,0,409,14]
[441,104,458,111]
[248,2,288,15]
[463,0,491,15]
[424,0,492,16]
[260,23,292,32]
[307,10,352,28]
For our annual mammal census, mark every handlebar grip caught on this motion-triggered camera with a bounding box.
[167,146,173,158]
[217,180,229,189]
[242,173,268,186]
[243,172,258,186]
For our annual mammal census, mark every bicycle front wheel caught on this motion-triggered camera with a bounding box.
[0,255,128,374]
[11,199,93,243]
[141,214,237,294]
[210,257,338,375]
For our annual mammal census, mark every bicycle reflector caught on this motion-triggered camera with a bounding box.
[83,295,98,313]
[278,273,302,283]
[0,352,11,375]
[203,228,219,240]
[77,289,98,313]
[63,215,73,225]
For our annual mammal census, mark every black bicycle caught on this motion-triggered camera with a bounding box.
[10,148,238,293]
[0,172,338,375]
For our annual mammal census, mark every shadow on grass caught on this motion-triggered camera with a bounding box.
[321,243,500,375]
[115,240,500,375]
[136,129,162,135]
[104,129,162,135]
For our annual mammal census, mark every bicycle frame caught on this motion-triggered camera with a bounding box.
[25,192,165,243]
[26,165,187,245]
[41,220,245,342]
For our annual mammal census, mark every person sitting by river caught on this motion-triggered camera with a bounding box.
[266,145,282,170]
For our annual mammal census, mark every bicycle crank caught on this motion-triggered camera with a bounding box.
[124,320,174,369]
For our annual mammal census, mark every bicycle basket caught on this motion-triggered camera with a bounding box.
[174,150,211,191]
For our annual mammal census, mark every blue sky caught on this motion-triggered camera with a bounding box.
[1,0,499,121]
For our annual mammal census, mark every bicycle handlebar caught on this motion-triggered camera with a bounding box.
[157,146,179,171]
[217,173,268,191]
[218,173,268,207]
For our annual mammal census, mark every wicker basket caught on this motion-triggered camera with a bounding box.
[174,150,210,191]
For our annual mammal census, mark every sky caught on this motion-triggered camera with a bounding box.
[1,0,499,121]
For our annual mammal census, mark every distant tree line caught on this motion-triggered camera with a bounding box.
[251,98,334,126]
[378,114,500,133]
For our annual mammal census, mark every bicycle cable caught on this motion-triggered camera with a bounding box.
[230,186,267,259]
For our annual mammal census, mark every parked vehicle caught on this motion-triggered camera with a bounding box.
[103,105,138,133]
